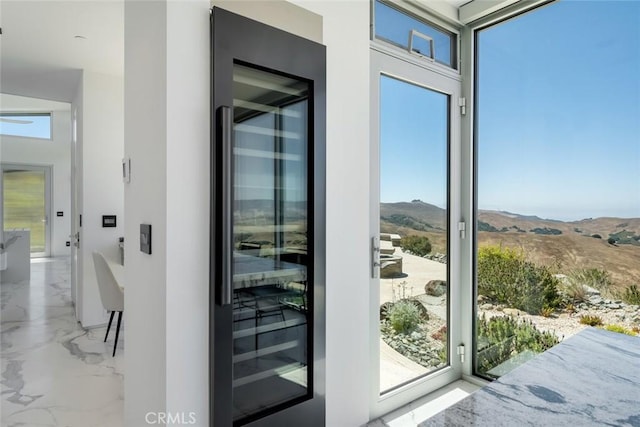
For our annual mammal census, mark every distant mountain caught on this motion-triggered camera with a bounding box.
[479,210,640,243]
[380,202,640,246]
[495,211,544,221]
[379,202,640,289]
[380,200,446,232]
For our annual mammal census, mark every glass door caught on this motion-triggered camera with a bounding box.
[2,163,52,257]
[231,64,311,421]
[370,49,462,416]
[211,8,325,427]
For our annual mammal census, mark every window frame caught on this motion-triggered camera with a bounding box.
[371,0,461,74]
[0,112,54,141]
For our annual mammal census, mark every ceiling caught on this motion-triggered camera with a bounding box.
[0,0,476,105]
[0,0,124,103]
[440,0,471,7]
[0,93,70,112]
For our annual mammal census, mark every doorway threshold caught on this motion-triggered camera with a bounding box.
[369,380,482,426]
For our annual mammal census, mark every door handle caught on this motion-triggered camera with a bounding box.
[372,236,380,278]
[219,105,233,306]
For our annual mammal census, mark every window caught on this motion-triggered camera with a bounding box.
[0,112,52,140]
[474,0,640,379]
[379,74,450,393]
[373,0,457,69]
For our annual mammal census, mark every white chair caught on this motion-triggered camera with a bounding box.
[92,251,124,356]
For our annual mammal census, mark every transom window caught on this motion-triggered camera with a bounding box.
[0,112,52,140]
[373,0,457,69]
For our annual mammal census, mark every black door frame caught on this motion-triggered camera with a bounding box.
[210,7,326,426]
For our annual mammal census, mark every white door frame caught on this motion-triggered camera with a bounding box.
[369,45,463,418]
[1,162,53,258]
[70,107,81,316]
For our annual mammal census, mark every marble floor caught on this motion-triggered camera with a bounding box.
[368,380,481,427]
[1,257,123,427]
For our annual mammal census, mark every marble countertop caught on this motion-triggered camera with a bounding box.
[422,327,640,426]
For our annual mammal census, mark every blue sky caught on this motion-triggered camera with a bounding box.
[0,114,51,139]
[380,75,448,208]
[381,0,640,221]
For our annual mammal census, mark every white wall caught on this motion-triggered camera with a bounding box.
[124,1,168,424]
[0,94,72,257]
[124,0,211,423]
[289,2,371,425]
[165,0,210,423]
[75,71,125,328]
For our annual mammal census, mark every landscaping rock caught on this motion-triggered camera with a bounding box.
[583,285,601,296]
[425,280,447,297]
[379,302,393,321]
[503,308,524,317]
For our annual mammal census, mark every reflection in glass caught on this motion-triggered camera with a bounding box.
[232,64,310,421]
[379,75,449,393]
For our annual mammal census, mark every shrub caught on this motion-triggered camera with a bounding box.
[602,324,637,336]
[392,280,412,301]
[400,235,432,257]
[540,306,554,318]
[530,227,562,235]
[562,281,588,302]
[478,221,500,232]
[477,246,561,314]
[387,300,421,334]
[608,230,640,246]
[622,284,640,305]
[569,268,611,292]
[476,315,559,377]
[579,314,603,326]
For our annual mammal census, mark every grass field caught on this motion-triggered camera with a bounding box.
[3,170,46,253]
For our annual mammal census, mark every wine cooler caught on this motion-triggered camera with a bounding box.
[210,8,326,426]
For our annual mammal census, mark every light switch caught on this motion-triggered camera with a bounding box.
[140,224,152,254]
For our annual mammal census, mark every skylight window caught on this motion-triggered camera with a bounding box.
[0,113,52,140]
